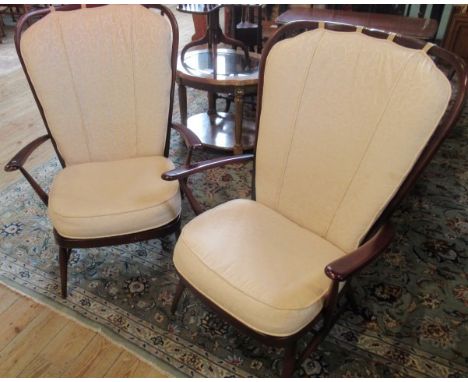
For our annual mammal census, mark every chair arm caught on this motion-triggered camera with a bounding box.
[162,153,254,181]
[171,122,203,149]
[163,153,254,216]
[4,134,51,206]
[325,223,395,282]
[4,134,50,172]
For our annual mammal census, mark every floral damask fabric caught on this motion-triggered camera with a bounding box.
[0,89,466,377]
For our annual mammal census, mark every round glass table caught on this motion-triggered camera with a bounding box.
[177,48,260,154]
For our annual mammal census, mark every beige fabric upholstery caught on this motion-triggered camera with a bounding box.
[20,5,172,165]
[49,156,181,239]
[256,29,451,252]
[174,199,344,337]
[174,29,452,337]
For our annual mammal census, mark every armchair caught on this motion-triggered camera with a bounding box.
[165,22,467,376]
[4,5,202,298]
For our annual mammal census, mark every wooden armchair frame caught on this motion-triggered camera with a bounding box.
[163,21,467,377]
[4,4,203,299]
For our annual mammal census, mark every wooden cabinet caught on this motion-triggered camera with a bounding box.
[443,6,468,63]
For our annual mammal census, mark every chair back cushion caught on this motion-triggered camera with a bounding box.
[20,5,173,165]
[256,29,451,252]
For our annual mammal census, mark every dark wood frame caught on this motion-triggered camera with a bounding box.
[4,4,203,299]
[163,21,468,377]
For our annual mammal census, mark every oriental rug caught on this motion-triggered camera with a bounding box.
[0,89,467,377]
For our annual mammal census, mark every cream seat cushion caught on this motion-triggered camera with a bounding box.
[174,199,344,337]
[49,156,181,239]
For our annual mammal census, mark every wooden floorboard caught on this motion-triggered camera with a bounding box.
[62,335,123,378]
[0,287,20,315]
[18,320,97,377]
[0,296,45,352]
[105,351,165,378]
[0,308,68,377]
[0,69,53,189]
[0,287,169,377]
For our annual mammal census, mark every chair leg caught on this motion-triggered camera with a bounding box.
[59,247,71,299]
[346,283,360,315]
[298,308,341,367]
[224,98,232,112]
[281,341,297,377]
[171,280,185,314]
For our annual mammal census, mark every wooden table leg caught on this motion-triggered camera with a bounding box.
[208,92,216,114]
[233,87,244,155]
[178,82,188,126]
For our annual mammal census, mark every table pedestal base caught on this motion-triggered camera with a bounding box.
[186,112,256,153]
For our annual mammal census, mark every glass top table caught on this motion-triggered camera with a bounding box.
[177,48,260,154]
[179,48,259,82]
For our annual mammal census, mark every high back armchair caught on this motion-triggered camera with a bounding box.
[163,22,467,376]
[5,5,201,298]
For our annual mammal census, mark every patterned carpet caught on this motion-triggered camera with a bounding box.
[0,87,467,377]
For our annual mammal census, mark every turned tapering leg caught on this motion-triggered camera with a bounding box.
[233,87,245,155]
[208,92,217,115]
[281,341,297,377]
[171,280,186,314]
[178,82,188,126]
[59,247,71,299]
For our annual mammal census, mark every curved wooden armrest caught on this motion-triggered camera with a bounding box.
[325,223,395,281]
[163,153,254,216]
[4,134,50,172]
[171,123,203,149]
[162,153,254,181]
[4,134,51,206]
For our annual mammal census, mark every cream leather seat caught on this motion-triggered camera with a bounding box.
[49,156,181,239]
[20,5,181,239]
[175,199,344,337]
[6,4,187,298]
[172,27,452,336]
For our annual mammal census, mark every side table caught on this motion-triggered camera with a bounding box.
[276,8,438,40]
[177,48,260,154]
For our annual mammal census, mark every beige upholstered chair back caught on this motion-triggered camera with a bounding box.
[256,28,452,253]
[20,5,173,165]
